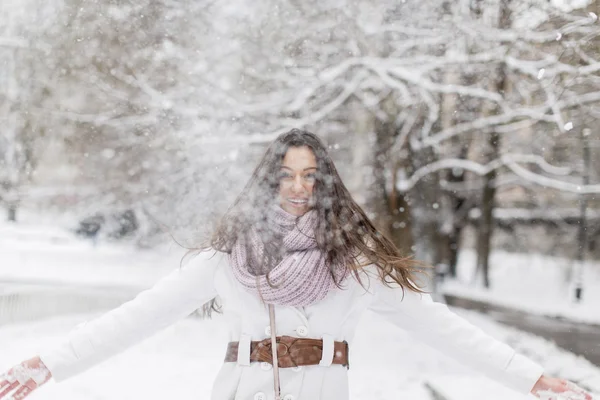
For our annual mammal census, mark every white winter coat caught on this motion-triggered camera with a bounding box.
[39,251,544,400]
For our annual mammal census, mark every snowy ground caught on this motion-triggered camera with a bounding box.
[0,216,178,290]
[1,217,600,399]
[440,250,600,326]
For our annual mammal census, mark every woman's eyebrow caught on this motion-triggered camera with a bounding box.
[280,166,318,171]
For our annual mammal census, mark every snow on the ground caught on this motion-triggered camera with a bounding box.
[2,217,600,399]
[0,216,182,290]
[440,249,600,326]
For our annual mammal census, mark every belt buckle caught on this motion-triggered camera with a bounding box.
[255,336,297,368]
[276,336,298,368]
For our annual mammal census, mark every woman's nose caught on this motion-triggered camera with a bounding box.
[291,176,304,192]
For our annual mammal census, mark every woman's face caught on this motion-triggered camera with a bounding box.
[278,146,317,216]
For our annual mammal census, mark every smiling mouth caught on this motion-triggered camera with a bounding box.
[287,198,308,206]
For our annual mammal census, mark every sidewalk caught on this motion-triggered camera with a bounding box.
[440,249,600,326]
[425,308,600,400]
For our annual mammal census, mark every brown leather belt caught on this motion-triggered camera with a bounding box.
[224,335,349,369]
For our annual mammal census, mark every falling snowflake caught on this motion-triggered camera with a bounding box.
[101,148,116,159]
[564,122,573,131]
[537,69,545,79]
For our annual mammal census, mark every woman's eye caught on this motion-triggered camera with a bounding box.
[279,172,292,179]
[304,173,316,181]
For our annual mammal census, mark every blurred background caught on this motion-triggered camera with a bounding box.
[1,0,600,399]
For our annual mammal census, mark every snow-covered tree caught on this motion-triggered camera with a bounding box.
[5,0,600,278]
[20,0,250,242]
[206,0,600,285]
[0,0,57,221]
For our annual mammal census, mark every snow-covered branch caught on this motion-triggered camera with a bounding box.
[32,107,159,129]
[281,71,367,127]
[420,87,600,148]
[362,23,444,37]
[386,65,504,103]
[396,154,581,193]
[454,16,596,44]
[506,163,600,194]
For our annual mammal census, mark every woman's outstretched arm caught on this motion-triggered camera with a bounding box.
[0,251,224,399]
[367,276,593,399]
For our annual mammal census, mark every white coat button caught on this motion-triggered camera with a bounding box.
[260,362,272,371]
[283,395,295,400]
[265,326,271,336]
[292,366,303,372]
[254,393,266,400]
[296,325,308,337]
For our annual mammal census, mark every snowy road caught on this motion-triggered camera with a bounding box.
[446,295,600,367]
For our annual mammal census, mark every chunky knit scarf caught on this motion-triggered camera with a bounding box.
[229,205,344,306]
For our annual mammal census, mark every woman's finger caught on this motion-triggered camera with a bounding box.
[11,384,34,400]
[563,381,594,400]
[580,391,594,400]
[0,381,18,398]
[0,370,17,388]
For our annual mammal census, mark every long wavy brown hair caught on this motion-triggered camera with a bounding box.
[192,129,427,316]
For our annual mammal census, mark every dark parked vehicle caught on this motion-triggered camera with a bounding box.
[76,209,139,242]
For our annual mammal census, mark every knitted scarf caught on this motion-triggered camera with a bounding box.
[229,205,344,306]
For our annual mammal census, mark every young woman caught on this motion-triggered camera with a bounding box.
[0,130,592,400]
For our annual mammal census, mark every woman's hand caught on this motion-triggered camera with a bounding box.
[0,356,52,399]
[531,375,594,399]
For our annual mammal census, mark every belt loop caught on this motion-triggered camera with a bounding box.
[344,340,350,370]
[319,334,334,367]
[237,333,251,366]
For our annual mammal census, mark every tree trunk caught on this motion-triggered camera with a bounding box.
[435,2,474,279]
[347,96,414,255]
[372,116,414,255]
[474,0,511,288]
[409,144,443,268]
[440,88,470,277]
[574,128,591,301]
[446,160,471,277]
[448,231,460,277]
[475,73,505,288]
[7,204,17,222]
[476,132,499,288]
[388,165,413,254]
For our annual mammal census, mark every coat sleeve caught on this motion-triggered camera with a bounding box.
[367,277,544,396]
[38,251,224,382]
